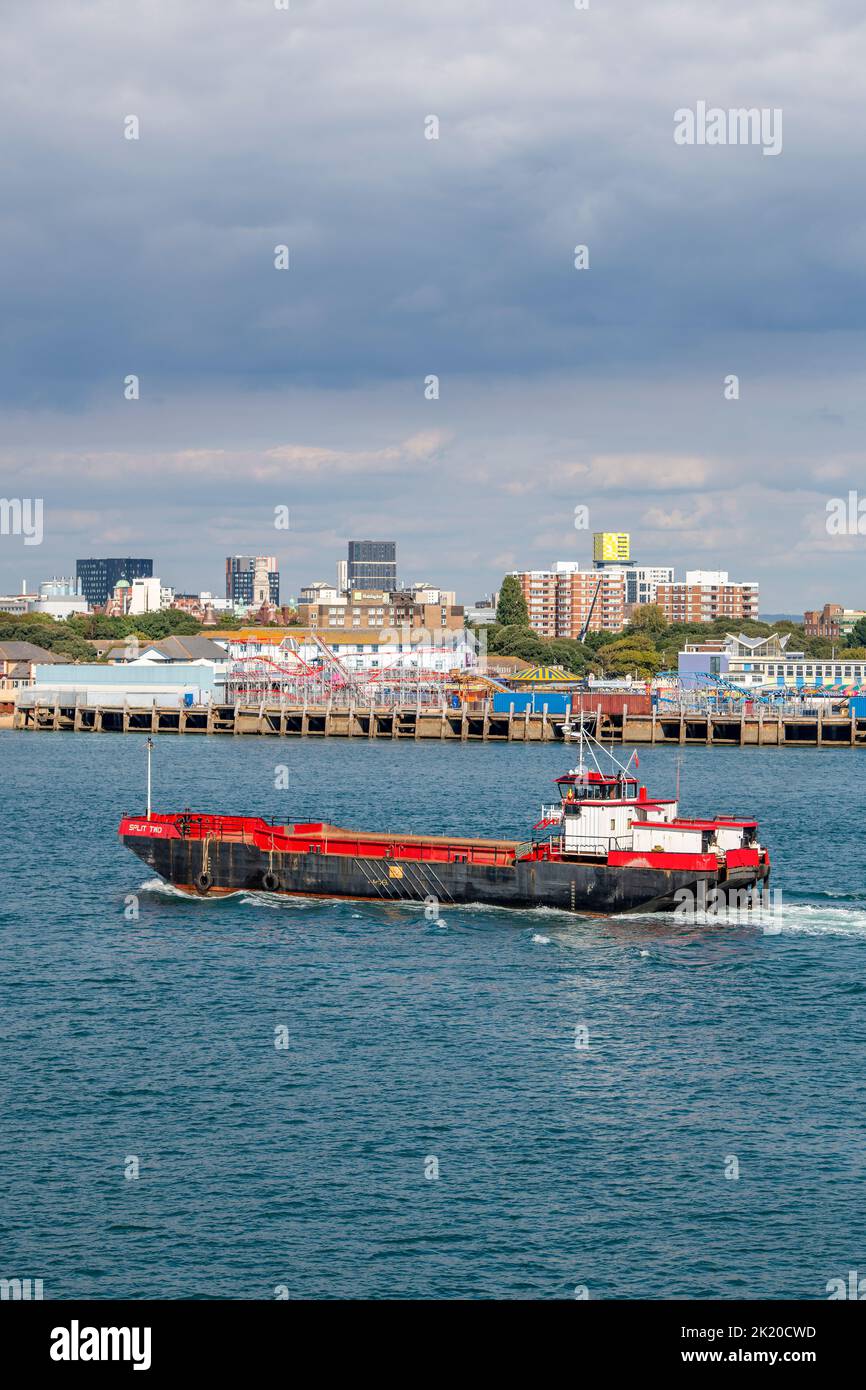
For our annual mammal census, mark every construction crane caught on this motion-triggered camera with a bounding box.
[578,576,604,644]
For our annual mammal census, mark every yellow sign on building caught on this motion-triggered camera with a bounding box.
[593,532,630,564]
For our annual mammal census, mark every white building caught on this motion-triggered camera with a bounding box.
[0,590,37,616]
[679,632,866,690]
[590,561,675,608]
[0,577,89,620]
[198,591,233,613]
[31,576,89,619]
[219,628,478,673]
[300,582,345,605]
[296,629,476,673]
[128,576,173,614]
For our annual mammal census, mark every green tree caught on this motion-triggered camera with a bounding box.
[129,610,201,639]
[581,629,619,652]
[486,622,535,653]
[625,603,667,636]
[0,613,93,660]
[594,635,662,679]
[496,575,529,627]
[66,613,129,639]
[847,617,866,649]
[545,640,589,673]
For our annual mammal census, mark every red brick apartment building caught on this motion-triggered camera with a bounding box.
[514,564,759,638]
[803,603,866,639]
[515,565,625,638]
[655,571,759,624]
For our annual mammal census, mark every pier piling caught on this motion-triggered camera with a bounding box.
[11,698,866,747]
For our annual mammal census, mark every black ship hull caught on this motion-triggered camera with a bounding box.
[123,833,770,916]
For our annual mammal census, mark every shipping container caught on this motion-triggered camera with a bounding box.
[571,692,652,717]
[492,692,571,715]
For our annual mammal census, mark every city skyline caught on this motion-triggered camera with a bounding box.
[6,528,768,614]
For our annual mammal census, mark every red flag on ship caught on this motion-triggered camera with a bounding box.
[634,753,640,768]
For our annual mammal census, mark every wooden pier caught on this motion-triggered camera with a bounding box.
[11,699,866,746]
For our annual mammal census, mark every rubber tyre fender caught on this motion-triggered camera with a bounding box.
[196,870,213,894]
[262,870,280,892]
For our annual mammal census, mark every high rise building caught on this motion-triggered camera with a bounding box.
[347,540,397,591]
[656,571,759,624]
[225,555,280,608]
[76,557,153,609]
[591,535,672,607]
[599,564,674,608]
[593,532,630,565]
[513,558,757,637]
[513,562,626,638]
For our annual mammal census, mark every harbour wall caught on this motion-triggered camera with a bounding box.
[11,698,866,746]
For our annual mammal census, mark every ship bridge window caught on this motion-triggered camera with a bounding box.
[561,777,636,802]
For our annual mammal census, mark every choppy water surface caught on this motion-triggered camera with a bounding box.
[1,732,864,1298]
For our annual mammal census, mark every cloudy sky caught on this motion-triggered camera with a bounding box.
[2,0,866,609]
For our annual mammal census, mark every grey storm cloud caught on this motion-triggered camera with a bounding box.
[2,0,866,604]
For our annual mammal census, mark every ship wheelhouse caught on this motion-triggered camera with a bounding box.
[565,771,671,856]
[557,770,640,804]
[534,757,761,865]
[536,765,681,859]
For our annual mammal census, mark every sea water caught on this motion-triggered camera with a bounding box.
[1,732,864,1299]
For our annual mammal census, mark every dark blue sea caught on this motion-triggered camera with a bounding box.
[2,731,865,1300]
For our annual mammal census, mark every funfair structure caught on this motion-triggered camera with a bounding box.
[224,632,454,707]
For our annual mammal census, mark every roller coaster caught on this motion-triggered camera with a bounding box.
[224,632,455,706]
[656,671,861,711]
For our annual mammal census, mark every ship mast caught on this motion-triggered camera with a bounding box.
[146,736,154,820]
[574,720,636,780]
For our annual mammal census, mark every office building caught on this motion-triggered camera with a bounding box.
[225,555,280,608]
[76,557,153,609]
[298,584,463,632]
[593,532,631,565]
[347,540,397,591]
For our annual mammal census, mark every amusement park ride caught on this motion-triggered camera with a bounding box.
[656,671,864,708]
[223,632,508,708]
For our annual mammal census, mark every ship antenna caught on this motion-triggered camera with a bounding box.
[146,736,154,820]
[675,750,682,804]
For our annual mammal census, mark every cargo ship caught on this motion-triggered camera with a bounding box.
[119,738,770,916]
